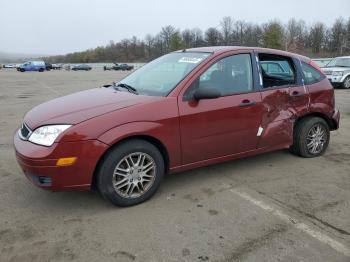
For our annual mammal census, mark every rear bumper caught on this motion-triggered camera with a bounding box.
[331,108,340,130]
[14,133,109,191]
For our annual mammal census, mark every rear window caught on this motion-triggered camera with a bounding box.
[301,62,324,84]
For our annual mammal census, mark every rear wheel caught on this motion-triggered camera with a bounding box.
[97,139,164,206]
[290,117,330,158]
[342,76,350,89]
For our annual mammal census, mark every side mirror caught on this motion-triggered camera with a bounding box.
[193,87,221,100]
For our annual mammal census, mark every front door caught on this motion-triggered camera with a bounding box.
[178,53,263,164]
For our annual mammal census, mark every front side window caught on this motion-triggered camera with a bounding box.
[185,54,253,98]
[119,52,210,96]
[301,62,324,84]
[259,54,296,88]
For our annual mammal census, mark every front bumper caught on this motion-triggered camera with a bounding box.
[327,75,343,83]
[14,133,109,191]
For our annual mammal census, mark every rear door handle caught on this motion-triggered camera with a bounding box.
[290,91,305,97]
[239,100,256,107]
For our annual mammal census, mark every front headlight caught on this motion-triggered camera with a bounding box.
[332,71,343,76]
[28,125,71,146]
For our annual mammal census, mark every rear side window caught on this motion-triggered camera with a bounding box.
[301,62,324,84]
[259,54,296,88]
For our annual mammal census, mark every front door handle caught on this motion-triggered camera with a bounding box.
[290,91,305,97]
[239,100,256,107]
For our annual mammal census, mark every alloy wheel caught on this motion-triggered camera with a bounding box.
[344,77,350,89]
[112,152,156,198]
[306,124,327,154]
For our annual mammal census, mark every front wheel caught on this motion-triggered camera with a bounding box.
[97,139,165,206]
[290,117,330,158]
[341,76,350,89]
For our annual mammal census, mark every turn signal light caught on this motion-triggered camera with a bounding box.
[56,157,77,166]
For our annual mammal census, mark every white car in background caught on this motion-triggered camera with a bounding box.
[3,64,16,68]
[322,56,350,89]
[312,58,332,68]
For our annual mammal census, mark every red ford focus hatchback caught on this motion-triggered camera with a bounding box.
[14,47,340,206]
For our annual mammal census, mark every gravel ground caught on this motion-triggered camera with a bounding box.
[0,69,349,262]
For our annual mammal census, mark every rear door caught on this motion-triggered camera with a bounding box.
[255,52,305,149]
[178,52,263,164]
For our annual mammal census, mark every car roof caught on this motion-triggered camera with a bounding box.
[334,56,350,59]
[181,46,311,63]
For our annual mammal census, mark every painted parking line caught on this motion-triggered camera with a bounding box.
[231,188,350,258]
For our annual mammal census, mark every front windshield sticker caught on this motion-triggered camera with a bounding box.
[178,57,203,64]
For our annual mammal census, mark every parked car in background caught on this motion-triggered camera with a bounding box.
[45,62,53,71]
[322,56,350,89]
[312,58,332,68]
[116,63,134,71]
[104,63,134,71]
[3,64,17,68]
[52,63,63,70]
[17,61,46,72]
[103,63,116,70]
[14,46,340,206]
[71,64,92,71]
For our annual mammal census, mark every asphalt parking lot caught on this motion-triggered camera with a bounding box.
[0,69,349,262]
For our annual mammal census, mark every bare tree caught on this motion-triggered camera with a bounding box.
[330,17,346,55]
[345,18,350,53]
[182,29,194,48]
[286,19,307,52]
[220,16,233,45]
[191,28,204,47]
[232,20,248,45]
[309,22,325,54]
[205,27,222,46]
[144,34,154,59]
[160,25,177,52]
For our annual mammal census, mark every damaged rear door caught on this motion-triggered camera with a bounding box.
[255,52,305,149]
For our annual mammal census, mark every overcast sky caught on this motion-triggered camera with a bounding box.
[0,0,349,55]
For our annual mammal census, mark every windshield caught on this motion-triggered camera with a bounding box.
[326,58,350,67]
[118,52,210,96]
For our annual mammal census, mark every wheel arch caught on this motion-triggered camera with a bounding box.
[294,112,337,131]
[91,135,170,190]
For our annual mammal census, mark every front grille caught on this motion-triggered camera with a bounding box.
[19,123,32,140]
[323,70,332,75]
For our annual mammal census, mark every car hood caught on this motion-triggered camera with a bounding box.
[24,87,154,130]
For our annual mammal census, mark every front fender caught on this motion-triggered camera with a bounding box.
[98,121,181,168]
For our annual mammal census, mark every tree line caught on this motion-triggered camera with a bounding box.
[45,17,350,63]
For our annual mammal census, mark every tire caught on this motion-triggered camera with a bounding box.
[20,68,25,72]
[97,139,165,206]
[39,68,44,72]
[341,76,350,89]
[290,117,330,158]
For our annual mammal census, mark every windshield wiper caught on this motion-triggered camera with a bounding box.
[115,83,138,94]
[334,65,349,67]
